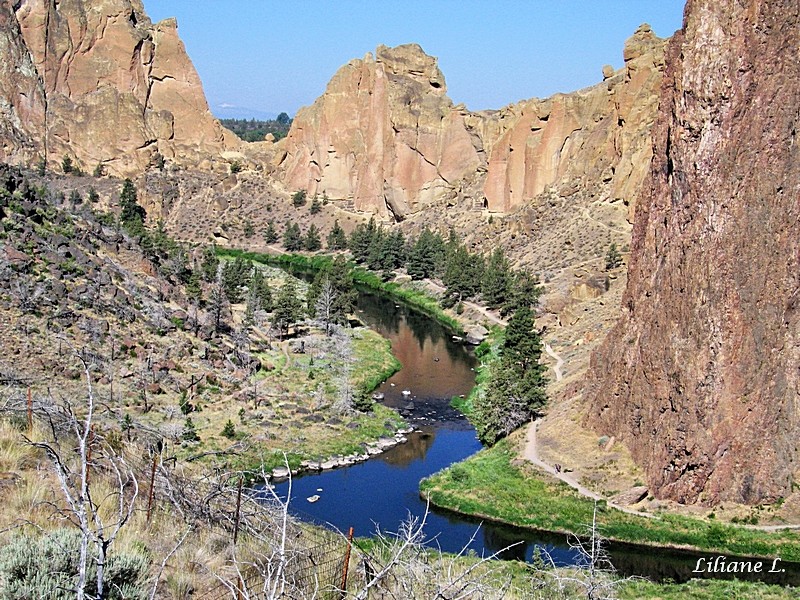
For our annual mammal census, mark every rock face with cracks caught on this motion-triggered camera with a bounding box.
[275,43,483,220]
[5,0,238,176]
[584,0,800,506]
[276,32,667,220]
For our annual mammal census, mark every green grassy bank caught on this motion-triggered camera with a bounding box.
[216,248,463,333]
[420,440,800,562]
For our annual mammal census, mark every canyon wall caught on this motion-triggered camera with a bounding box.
[5,0,238,176]
[479,25,665,216]
[584,0,800,505]
[276,29,666,220]
[274,44,483,219]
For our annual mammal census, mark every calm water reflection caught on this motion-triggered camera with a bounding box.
[273,289,800,585]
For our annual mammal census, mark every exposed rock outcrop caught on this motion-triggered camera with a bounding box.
[479,25,665,217]
[584,0,800,506]
[277,30,666,221]
[0,1,45,165]
[275,44,482,219]
[7,0,239,176]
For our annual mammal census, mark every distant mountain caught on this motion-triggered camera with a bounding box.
[212,104,281,121]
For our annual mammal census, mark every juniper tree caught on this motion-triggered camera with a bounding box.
[605,243,622,270]
[326,219,347,250]
[291,189,307,207]
[264,219,279,244]
[304,223,322,251]
[119,178,145,233]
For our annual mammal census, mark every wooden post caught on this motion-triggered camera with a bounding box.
[26,387,32,432]
[340,526,354,598]
[233,475,244,545]
[145,453,158,524]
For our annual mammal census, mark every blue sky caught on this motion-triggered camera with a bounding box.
[142,1,685,119]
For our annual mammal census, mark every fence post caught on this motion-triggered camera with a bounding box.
[146,453,158,524]
[340,526,354,598]
[26,387,32,431]
[233,475,244,545]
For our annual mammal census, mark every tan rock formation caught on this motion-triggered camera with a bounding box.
[278,30,665,222]
[583,0,800,506]
[275,44,483,219]
[7,0,238,176]
[0,1,45,164]
[480,25,665,216]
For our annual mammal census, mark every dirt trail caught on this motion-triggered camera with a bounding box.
[544,343,563,382]
[523,419,800,530]
[523,419,655,518]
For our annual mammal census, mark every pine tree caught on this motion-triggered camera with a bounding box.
[221,419,236,439]
[250,268,272,312]
[264,220,278,244]
[304,223,322,251]
[327,219,347,250]
[283,221,302,251]
[366,227,387,271]
[183,417,200,442]
[200,245,220,282]
[309,195,322,214]
[87,187,100,203]
[273,278,304,338]
[209,281,228,332]
[443,244,484,305]
[474,305,547,445]
[348,217,377,263]
[407,227,444,280]
[502,270,542,316]
[481,247,512,309]
[221,256,252,303]
[185,268,202,304]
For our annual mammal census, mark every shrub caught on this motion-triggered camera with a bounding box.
[221,419,236,439]
[0,529,149,599]
[292,190,307,207]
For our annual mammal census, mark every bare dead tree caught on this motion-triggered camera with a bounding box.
[314,279,337,336]
[532,502,633,600]
[24,349,139,600]
[351,500,517,600]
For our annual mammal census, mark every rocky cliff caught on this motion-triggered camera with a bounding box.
[4,0,238,176]
[479,25,665,217]
[584,0,800,506]
[274,44,483,219]
[276,30,666,221]
[0,1,46,165]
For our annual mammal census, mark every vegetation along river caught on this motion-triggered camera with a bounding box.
[276,290,800,585]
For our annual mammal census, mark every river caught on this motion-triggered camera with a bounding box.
[275,290,800,585]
